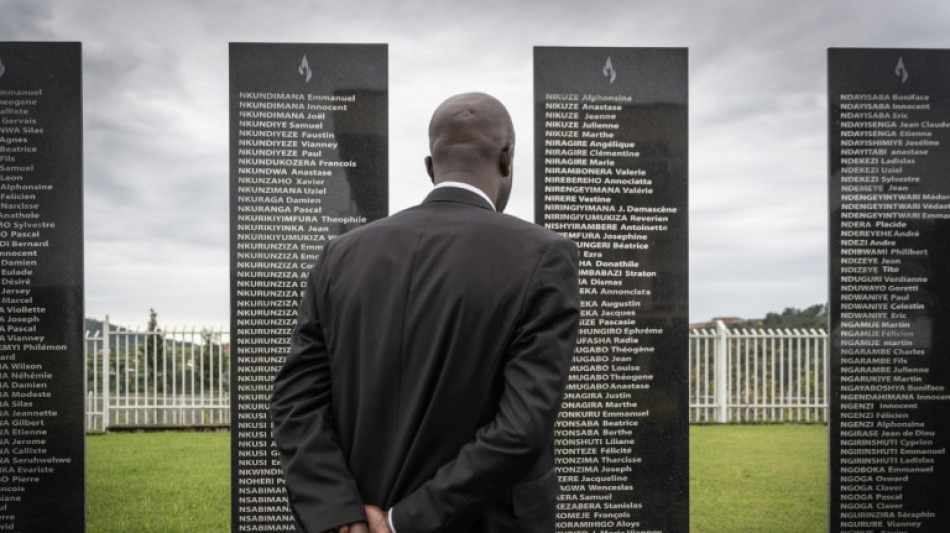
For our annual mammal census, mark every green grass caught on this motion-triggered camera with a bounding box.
[690,425,828,533]
[87,426,827,532]
[86,431,230,533]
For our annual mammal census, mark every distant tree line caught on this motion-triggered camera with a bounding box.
[86,309,229,395]
[738,303,828,331]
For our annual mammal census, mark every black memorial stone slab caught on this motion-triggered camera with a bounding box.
[0,42,85,532]
[534,47,689,533]
[829,48,950,533]
[229,43,387,532]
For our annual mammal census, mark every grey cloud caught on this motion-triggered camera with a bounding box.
[9,0,950,324]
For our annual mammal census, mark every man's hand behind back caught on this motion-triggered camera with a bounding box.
[364,505,393,533]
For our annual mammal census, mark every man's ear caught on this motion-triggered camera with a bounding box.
[499,145,513,177]
[425,155,435,183]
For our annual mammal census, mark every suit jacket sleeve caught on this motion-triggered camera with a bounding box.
[392,237,580,532]
[270,255,366,532]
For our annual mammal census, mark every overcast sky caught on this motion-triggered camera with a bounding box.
[3,0,948,328]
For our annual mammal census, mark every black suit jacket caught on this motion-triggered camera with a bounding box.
[271,187,580,532]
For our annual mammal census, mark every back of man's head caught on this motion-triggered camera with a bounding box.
[428,92,514,158]
[429,93,515,168]
[425,92,516,210]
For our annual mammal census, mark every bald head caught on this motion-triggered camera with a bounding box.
[425,92,516,211]
[428,92,514,153]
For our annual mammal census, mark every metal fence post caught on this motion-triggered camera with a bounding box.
[101,315,110,431]
[715,320,729,423]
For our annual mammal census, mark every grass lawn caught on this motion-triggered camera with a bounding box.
[86,431,230,533]
[690,425,828,533]
[87,425,827,532]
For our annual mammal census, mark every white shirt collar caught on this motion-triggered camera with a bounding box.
[433,181,496,211]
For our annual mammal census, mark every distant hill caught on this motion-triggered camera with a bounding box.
[85,317,113,335]
[83,317,178,350]
[691,304,829,331]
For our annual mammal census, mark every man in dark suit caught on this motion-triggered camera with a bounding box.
[271,92,580,533]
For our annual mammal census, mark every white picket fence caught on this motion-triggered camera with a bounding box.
[689,321,829,423]
[84,318,829,431]
[84,317,230,432]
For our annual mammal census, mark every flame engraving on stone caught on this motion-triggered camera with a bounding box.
[603,56,617,84]
[895,56,908,84]
[299,54,313,83]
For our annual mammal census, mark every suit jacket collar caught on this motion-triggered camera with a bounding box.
[423,186,495,211]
